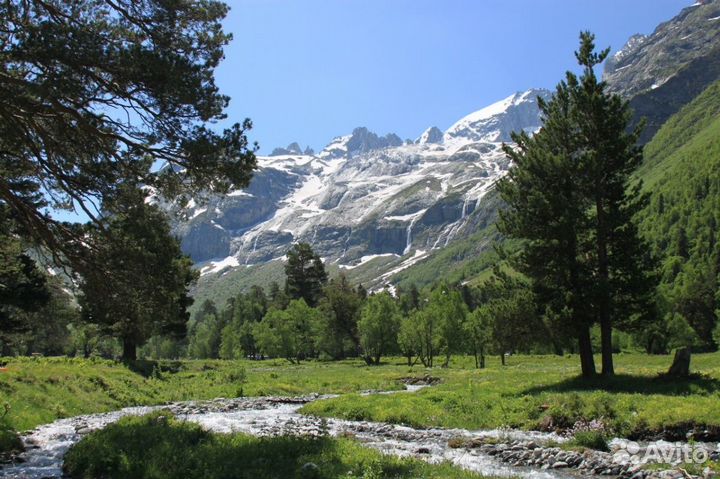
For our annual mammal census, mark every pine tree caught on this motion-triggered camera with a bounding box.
[317,274,364,359]
[497,32,657,376]
[569,32,657,375]
[498,77,598,377]
[0,211,50,348]
[284,243,328,307]
[0,0,256,270]
[78,187,197,360]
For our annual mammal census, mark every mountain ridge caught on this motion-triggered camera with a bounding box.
[164,88,552,296]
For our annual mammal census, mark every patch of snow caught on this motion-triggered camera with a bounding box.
[200,256,240,276]
[709,15,720,21]
[380,249,429,281]
[190,207,207,219]
[338,253,399,270]
[227,190,254,197]
[142,186,158,204]
[448,93,517,128]
[384,210,426,222]
[318,135,351,159]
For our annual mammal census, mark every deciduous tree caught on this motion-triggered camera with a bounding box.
[357,292,401,365]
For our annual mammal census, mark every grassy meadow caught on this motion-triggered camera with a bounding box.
[303,353,720,438]
[2,352,720,461]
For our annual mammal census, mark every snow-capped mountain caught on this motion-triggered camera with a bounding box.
[167,88,551,284]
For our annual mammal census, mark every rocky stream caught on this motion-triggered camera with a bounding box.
[1,385,718,479]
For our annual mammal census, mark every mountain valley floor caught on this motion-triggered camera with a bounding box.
[1,353,720,476]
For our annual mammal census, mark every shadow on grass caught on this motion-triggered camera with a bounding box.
[520,373,720,396]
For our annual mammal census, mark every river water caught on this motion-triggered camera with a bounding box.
[2,387,715,479]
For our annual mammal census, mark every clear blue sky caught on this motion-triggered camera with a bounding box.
[215,0,691,154]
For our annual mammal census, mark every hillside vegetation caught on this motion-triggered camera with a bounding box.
[634,79,720,352]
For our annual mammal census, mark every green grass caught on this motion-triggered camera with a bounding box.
[3,353,720,458]
[0,356,409,434]
[301,353,720,438]
[566,430,609,452]
[63,411,487,479]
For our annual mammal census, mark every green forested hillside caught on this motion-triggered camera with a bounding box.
[634,79,720,352]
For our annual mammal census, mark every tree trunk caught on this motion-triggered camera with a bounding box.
[578,325,596,377]
[442,354,450,368]
[667,347,691,377]
[600,317,614,375]
[480,353,485,369]
[122,337,137,361]
[645,337,654,355]
[596,196,614,376]
[500,353,505,366]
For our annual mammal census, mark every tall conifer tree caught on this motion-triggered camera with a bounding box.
[497,32,656,376]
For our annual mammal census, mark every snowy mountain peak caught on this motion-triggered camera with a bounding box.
[170,87,551,289]
[416,126,444,145]
[318,127,404,159]
[270,142,304,156]
[443,88,551,144]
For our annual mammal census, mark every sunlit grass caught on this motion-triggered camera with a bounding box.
[1,352,719,452]
[302,353,720,438]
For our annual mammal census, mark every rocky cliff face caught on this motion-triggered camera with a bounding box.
[604,0,720,142]
[163,89,551,281]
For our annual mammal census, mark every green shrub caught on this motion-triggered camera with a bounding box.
[570,430,609,452]
[0,428,23,456]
